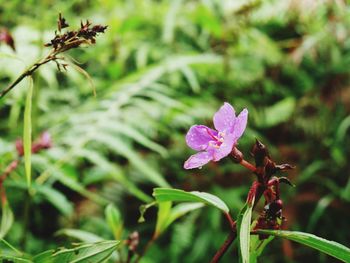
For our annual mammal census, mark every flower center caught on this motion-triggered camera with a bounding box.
[206,128,225,149]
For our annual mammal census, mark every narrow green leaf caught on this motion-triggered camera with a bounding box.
[0,201,14,238]
[100,122,167,157]
[33,240,119,263]
[36,184,74,217]
[68,61,96,97]
[256,230,350,262]
[105,204,123,240]
[23,77,34,187]
[153,188,229,213]
[249,235,274,263]
[237,203,253,263]
[95,134,169,187]
[153,201,203,238]
[162,0,183,43]
[76,149,151,202]
[0,238,23,255]
[155,201,172,238]
[0,255,31,262]
[52,167,108,205]
[256,97,296,128]
[181,66,200,93]
[3,180,73,217]
[167,202,204,227]
[307,195,334,231]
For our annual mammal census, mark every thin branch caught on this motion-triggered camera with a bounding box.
[0,52,56,99]
[240,159,256,172]
[224,212,235,229]
[210,230,237,263]
[134,236,156,263]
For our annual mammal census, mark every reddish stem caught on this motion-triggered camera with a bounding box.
[210,214,237,263]
[239,159,256,172]
[134,236,156,263]
[224,212,235,229]
[0,159,19,182]
[0,159,19,206]
[210,230,237,263]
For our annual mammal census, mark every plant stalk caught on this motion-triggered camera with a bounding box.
[210,230,237,263]
[0,50,56,99]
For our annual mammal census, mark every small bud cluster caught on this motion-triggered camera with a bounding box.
[45,13,107,52]
[249,140,294,238]
[126,231,139,252]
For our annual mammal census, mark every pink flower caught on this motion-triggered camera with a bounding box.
[184,103,248,169]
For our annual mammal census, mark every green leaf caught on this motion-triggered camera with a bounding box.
[0,238,23,255]
[154,202,204,238]
[307,194,334,231]
[100,122,168,157]
[76,149,151,203]
[95,134,169,187]
[256,230,350,262]
[23,77,34,187]
[36,184,74,217]
[162,0,183,43]
[181,66,200,93]
[56,229,103,243]
[155,201,172,237]
[237,203,253,263]
[167,202,204,227]
[249,235,274,263]
[3,180,73,217]
[105,204,123,240]
[52,167,108,206]
[0,238,28,262]
[33,240,119,263]
[0,255,31,262]
[153,188,229,213]
[0,201,14,238]
[256,98,296,128]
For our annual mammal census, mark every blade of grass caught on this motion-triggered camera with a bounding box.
[23,77,34,188]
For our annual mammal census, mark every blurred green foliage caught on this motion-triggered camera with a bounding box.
[0,0,349,262]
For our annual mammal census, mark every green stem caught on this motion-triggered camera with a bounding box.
[0,50,56,99]
[20,191,31,249]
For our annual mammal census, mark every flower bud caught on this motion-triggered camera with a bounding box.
[251,139,269,167]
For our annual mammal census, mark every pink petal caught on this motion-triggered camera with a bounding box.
[183,151,213,169]
[213,102,236,132]
[185,125,218,151]
[233,108,248,139]
[211,133,236,161]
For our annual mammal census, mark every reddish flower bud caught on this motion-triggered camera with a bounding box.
[0,28,15,51]
[15,139,24,156]
[251,139,269,167]
[126,231,139,252]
